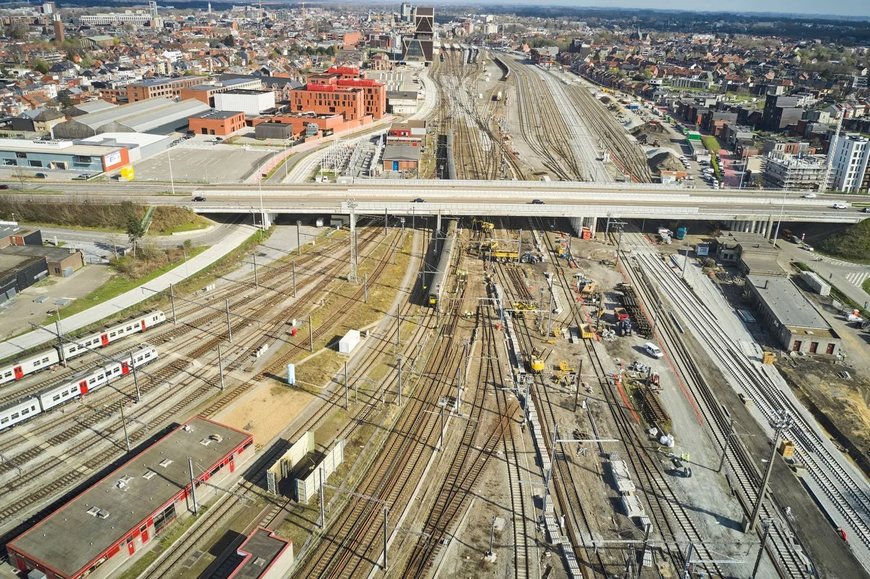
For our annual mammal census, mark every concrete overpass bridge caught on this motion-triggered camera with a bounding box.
[7,179,867,238]
[187,180,867,237]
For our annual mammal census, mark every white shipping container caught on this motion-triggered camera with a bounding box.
[338,329,361,354]
[800,271,831,297]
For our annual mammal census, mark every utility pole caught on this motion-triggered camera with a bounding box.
[225,298,232,343]
[119,399,131,452]
[131,359,141,403]
[308,313,314,352]
[384,207,388,236]
[253,252,258,288]
[55,308,65,366]
[718,418,735,473]
[218,343,225,391]
[292,261,297,298]
[517,228,523,264]
[397,356,403,405]
[297,219,302,255]
[752,520,772,578]
[382,506,389,570]
[319,466,326,528]
[574,358,583,412]
[169,283,177,324]
[189,457,199,515]
[746,412,793,533]
[683,542,695,578]
[344,361,349,410]
[636,522,652,579]
[348,200,358,283]
[364,273,368,304]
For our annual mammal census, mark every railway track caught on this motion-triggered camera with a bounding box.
[140,228,438,579]
[291,236,471,578]
[0,227,396,541]
[513,218,728,576]
[620,230,858,575]
[401,303,518,577]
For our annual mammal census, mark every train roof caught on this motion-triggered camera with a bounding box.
[8,417,252,579]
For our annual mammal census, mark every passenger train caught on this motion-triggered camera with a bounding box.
[427,220,458,307]
[0,344,158,430]
[0,311,166,386]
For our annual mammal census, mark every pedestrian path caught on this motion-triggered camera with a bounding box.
[0,225,256,360]
[845,271,870,287]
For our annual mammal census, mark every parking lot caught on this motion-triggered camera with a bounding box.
[131,138,275,184]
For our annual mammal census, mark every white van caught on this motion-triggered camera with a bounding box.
[644,342,664,358]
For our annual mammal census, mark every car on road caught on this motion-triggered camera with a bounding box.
[802,192,817,199]
[530,199,545,204]
[864,207,870,213]
[411,197,426,203]
[0,184,8,190]
[72,174,91,180]
[34,172,47,178]
[643,342,664,359]
[832,202,849,209]
[192,195,206,202]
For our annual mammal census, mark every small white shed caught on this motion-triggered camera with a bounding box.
[338,329,361,354]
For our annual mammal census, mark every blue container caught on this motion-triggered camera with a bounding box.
[675,227,688,240]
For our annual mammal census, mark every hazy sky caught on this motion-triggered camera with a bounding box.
[531,0,870,18]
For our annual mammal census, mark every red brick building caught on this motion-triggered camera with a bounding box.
[289,83,367,121]
[188,110,246,136]
[299,68,386,120]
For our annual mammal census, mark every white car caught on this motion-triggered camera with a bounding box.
[802,193,817,199]
[832,203,849,210]
[644,342,664,359]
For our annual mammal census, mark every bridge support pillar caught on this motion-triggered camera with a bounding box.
[255,212,272,230]
[766,215,775,240]
[569,217,585,237]
[747,220,756,234]
[583,217,597,236]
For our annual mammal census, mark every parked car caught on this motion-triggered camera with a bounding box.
[34,172,47,178]
[72,174,91,180]
[643,342,664,359]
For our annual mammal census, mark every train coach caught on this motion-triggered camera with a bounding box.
[0,344,158,430]
[428,220,458,308]
[0,310,166,386]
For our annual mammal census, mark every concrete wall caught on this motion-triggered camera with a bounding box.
[295,439,345,503]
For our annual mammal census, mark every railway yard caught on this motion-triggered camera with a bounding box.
[0,51,868,579]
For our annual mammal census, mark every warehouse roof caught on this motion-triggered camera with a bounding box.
[382,143,421,161]
[0,253,40,278]
[132,76,206,87]
[228,529,293,579]
[190,109,244,120]
[2,245,80,261]
[748,275,834,332]
[0,138,119,157]
[7,417,252,579]
[54,98,210,134]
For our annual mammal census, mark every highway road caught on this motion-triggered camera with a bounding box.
[4,179,867,223]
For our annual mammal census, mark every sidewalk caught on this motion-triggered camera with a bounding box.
[0,224,256,360]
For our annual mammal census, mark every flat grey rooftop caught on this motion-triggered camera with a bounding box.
[8,417,251,578]
[748,275,833,331]
[231,529,291,579]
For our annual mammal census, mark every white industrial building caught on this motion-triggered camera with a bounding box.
[213,90,275,117]
[829,133,870,193]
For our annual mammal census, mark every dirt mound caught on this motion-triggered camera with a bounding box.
[631,121,670,147]
[647,149,683,173]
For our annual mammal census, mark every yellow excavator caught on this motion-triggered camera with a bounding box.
[473,218,495,231]
[529,347,551,374]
